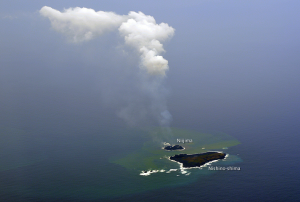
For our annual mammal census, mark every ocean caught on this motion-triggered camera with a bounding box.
[1,0,300,201]
[0,95,299,202]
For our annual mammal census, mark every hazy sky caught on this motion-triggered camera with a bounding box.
[1,0,299,132]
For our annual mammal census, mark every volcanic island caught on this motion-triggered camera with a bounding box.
[164,144,184,151]
[164,145,226,168]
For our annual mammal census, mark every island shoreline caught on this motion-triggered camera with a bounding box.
[168,151,229,173]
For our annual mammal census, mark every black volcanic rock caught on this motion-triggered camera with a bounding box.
[164,145,184,151]
[170,152,226,168]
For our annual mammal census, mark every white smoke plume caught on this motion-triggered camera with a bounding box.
[40,6,174,126]
[39,6,127,42]
[118,11,174,76]
[40,6,174,76]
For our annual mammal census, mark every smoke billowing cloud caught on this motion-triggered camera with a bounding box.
[40,6,127,42]
[118,11,174,76]
[40,6,174,126]
[40,6,174,76]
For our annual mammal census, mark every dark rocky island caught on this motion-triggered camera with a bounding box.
[164,145,184,151]
[170,152,226,168]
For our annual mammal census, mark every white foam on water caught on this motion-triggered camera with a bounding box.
[166,168,178,173]
[140,169,160,176]
[140,169,168,176]
[168,151,227,175]
[140,151,228,176]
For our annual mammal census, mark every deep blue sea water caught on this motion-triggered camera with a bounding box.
[1,65,300,201]
[1,1,300,201]
[1,100,299,202]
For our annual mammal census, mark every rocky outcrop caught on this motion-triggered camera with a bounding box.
[164,145,184,151]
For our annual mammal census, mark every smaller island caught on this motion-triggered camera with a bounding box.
[170,152,226,168]
[164,145,184,151]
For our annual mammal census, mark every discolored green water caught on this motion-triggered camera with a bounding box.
[0,126,242,200]
[112,127,241,172]
[104,127,243,198]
